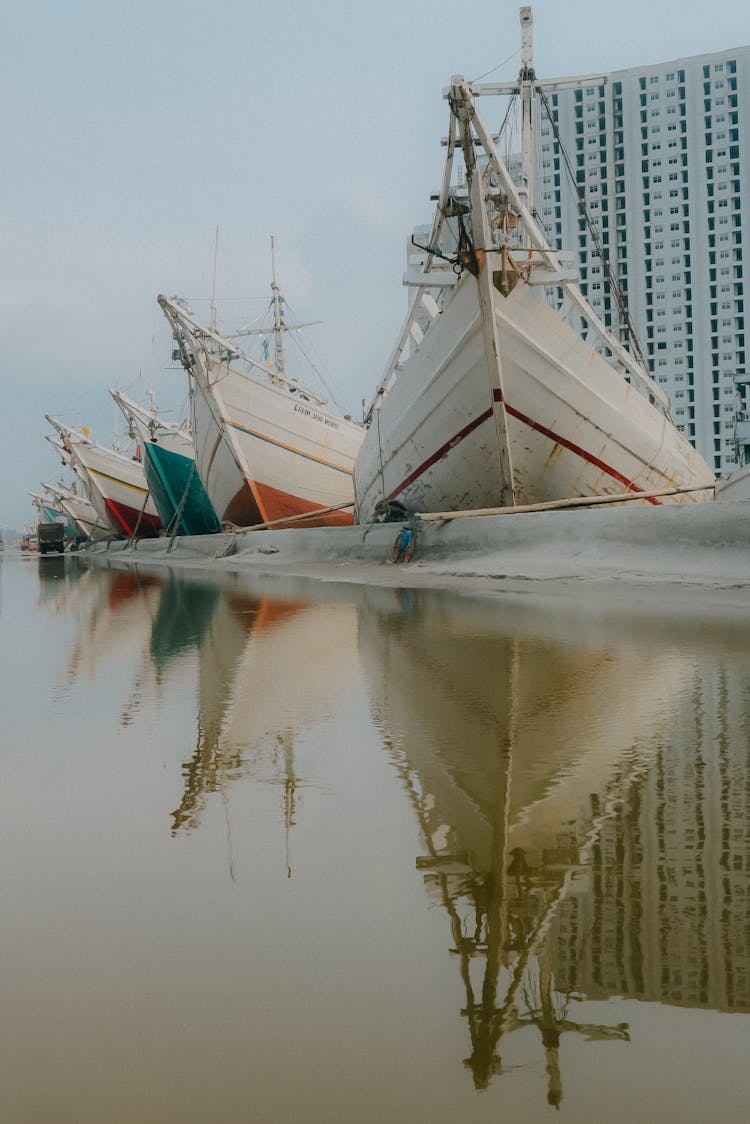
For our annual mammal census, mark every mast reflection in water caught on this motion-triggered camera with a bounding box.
[358,585,750,1106]
[2,552,749,1122]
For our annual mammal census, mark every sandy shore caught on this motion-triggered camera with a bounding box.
[79,498,750,620]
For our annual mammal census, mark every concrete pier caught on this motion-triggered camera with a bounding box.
[82,498,750,618]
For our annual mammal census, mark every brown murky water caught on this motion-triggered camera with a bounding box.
[1,552,750,1123]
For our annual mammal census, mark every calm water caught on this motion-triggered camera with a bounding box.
[1,551,750,1123]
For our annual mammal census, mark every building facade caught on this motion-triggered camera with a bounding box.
[536,46,750,477]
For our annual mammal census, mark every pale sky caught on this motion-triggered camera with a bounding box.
[2,0,748,528]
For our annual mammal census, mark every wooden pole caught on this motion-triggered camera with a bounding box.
[416,483,716,522]
[227,501,355,535]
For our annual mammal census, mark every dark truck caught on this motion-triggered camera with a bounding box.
[37,521,66,555]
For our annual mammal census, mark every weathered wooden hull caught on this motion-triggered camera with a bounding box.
[190,359,364,529]
[355,276,715,521]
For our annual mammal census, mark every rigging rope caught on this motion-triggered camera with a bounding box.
[537,88,651,375]
[470,46,521,85]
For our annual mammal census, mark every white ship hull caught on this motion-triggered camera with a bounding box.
[74,442,162,537]
[58,492,111,542]
[355,275,714,521]
[190,359,364,528]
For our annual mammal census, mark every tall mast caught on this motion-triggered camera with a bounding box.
[519,5,535,246]
[210,224,220,333]
[147,332,157,415]
[270,235,286,378]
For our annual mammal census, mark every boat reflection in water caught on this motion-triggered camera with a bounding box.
[169,584,358,877]
[62,567,163,693]
[38,559,750,1113]
[358,587,750,1104]
[148,575,220,682]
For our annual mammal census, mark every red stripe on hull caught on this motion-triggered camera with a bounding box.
[493,389,661,504]
[387,392,660,508]
[105,498,162,537]
[386,408,493,501]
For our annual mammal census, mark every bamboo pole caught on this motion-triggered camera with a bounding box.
[416,483,716,522]
[227,501,355,535]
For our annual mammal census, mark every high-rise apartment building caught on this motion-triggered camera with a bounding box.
[535,46,750,477]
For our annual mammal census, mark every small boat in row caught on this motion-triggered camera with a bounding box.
[42,479,111,544]
[109,390,221,538]
[28,490,78,543]
[158,239,365,530]
[45,415,162,538]
[38,243,365,544]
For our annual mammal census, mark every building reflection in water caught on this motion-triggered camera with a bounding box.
[52,563,750,1106]
[358,586,750,1104]
[553,659,750,1014]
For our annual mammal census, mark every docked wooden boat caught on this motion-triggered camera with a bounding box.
[44,439,114,542]
[354,11,714,522]
[158,241,364,529]
[110,389,221,537]
[45,415,162,538]
[28,490,77,542]
[41,478,111,543]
